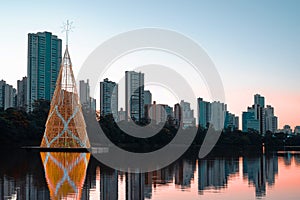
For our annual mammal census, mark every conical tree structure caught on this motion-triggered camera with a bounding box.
[40,46,90,148]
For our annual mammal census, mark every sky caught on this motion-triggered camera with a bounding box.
[0,0,299,128]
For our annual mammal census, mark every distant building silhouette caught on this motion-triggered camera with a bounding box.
[0,79,16,110]
[294,126,300,135]
[144,90,152,105]
[90,97,96,112]
[79,79,90,107]
[144,101,173,124]
[174,103,181,128]
[27,31,62,111]
[118,107,126,121]
[276,125,292,134]
[79,79,97,112]
[17,76,27,109]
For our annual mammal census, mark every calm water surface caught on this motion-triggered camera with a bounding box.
[0,149,300,199]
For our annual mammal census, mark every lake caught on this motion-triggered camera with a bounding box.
[0,148,299,199]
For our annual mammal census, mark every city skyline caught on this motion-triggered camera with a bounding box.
[0,1,299,127]
[1,67,298,132]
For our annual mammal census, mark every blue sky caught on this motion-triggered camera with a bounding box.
[0,0,299,127]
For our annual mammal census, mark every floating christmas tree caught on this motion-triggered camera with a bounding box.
[40,21,90,148]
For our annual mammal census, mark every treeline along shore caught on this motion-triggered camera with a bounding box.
[1,99,300,152]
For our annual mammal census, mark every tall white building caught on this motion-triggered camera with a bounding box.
[100,78,118,119]
[210,101,226,131]
[79,79,90,107]
[125,71,144,122]
[265,105,278,133]
[180,100,196,129]
[79,79,97,112]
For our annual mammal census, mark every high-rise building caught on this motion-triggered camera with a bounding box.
[79,79,90,108]
[197,98,211,129]
[125,71,144,122]
[254,94,265,108]
[100,78,118,119]
[174,103,181,128]
[79,79,97,112]
[144,101,173,124]
[90,97,96,112]
[265,105,278,133]
[253,94,266,134]
[225,111,239,131]
[118,107,126,121]
[210,101,226,131]
[242,111,260,132]
[243,94,267,134]
[0,80,16,110]
[17,76,27,109]
[180,100,196,129]
[198,97,237,131]
[27,31,62,111]
[144,90,152,105]
[0,80,5,109]
[165,105,174,119]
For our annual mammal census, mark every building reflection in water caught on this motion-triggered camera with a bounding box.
[198,157,239,194]
[40,152,90,200]
[242,153,278,197]
[126,173,144,200]
[101,168,118,200]
[1,150,300,199]
[175,159,196,189]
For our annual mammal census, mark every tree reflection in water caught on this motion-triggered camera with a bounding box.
[40,152,90,200]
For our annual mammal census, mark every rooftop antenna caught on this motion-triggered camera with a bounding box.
[62,20,73,47]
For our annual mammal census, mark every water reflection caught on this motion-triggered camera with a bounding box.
[0,149,300,199]
[40,152,90,200]
[198,157,239,193]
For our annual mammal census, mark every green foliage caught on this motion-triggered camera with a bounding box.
[0,99,50,147]
[1,103,300,150]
